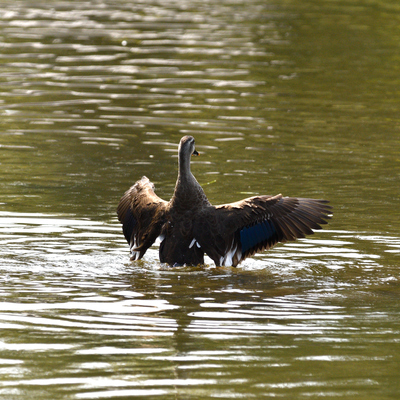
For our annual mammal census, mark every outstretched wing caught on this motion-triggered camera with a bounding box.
[193,194,332,267]
[117,176,168,260]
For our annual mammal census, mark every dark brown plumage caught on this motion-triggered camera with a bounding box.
[117,135,332,267]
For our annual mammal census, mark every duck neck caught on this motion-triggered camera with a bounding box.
[172,155,209,209]
[175,153,195,193]
[178,151,191,179]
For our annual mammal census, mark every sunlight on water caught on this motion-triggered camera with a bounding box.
[1,0,400,398]
[0,212,399,399]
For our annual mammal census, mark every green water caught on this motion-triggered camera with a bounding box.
[0,0,399,399]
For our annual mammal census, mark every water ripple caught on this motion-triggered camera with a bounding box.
[1,1,400,398]
[0,214,399,396]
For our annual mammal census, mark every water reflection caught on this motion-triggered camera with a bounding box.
[1,0,400,398]
[0,211,399,398]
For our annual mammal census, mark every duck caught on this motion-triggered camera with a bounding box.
[117,135,332,267]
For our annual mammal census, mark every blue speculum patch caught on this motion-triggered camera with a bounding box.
[240,220,276,254]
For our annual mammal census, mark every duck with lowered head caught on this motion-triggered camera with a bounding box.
[117,136,331,267]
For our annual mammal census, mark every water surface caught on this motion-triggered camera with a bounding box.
[1,0,400,399]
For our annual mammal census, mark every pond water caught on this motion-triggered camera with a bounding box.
[1,0,400,399]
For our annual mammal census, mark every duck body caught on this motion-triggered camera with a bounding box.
[117,135,332,267]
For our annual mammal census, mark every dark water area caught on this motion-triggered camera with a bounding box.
[1,1,400,399]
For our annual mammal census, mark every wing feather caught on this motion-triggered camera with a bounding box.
[194,194,331,267]
[117,176,168,260]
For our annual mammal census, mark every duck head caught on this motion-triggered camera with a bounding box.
[178,136,199,164]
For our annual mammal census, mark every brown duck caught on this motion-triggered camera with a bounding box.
[117,135,331,267]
